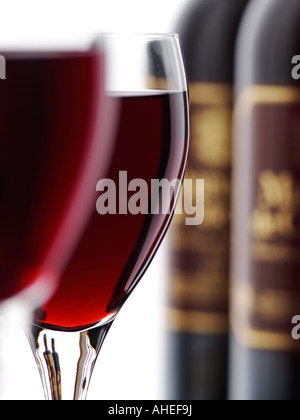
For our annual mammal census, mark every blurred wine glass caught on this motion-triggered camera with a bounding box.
[0,34,115,396]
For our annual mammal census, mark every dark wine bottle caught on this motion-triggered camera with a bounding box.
[168,0,249,400]
[230,0,300,400]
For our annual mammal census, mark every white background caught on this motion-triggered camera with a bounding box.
[0,0,188,400]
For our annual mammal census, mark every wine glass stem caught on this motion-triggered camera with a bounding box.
[26,321,113,400]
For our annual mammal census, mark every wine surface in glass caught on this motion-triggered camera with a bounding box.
[36,91,189,331]
[0,51,104,302]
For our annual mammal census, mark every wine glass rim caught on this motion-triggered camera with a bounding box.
[101,33,180,40]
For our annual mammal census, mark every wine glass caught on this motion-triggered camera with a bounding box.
[27,33,189,400]
[0,34,114,395]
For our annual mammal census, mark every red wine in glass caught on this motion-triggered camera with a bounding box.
[0,49,106,304]
[35,90,189,331]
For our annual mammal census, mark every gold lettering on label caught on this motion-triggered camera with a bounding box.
[231,283,300,351]
[256,289,300,322]
[202,169,230,230]
[171,272,228,305]
[258,171,293,209]
[192,108,232,168]
[251,241,300,262]
[250,171,299,242]
[189,83,232,106]
[174,168,230,231]
[169,309,228,335]
[251,209,294,240]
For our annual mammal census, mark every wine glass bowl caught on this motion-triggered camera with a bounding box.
[28,33,189,400]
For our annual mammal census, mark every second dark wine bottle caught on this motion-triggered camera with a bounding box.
[230,0,300,400]
[169,0,249,400]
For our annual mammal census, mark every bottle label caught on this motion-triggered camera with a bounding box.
[231,85,300,351]
[169,82,232,335]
